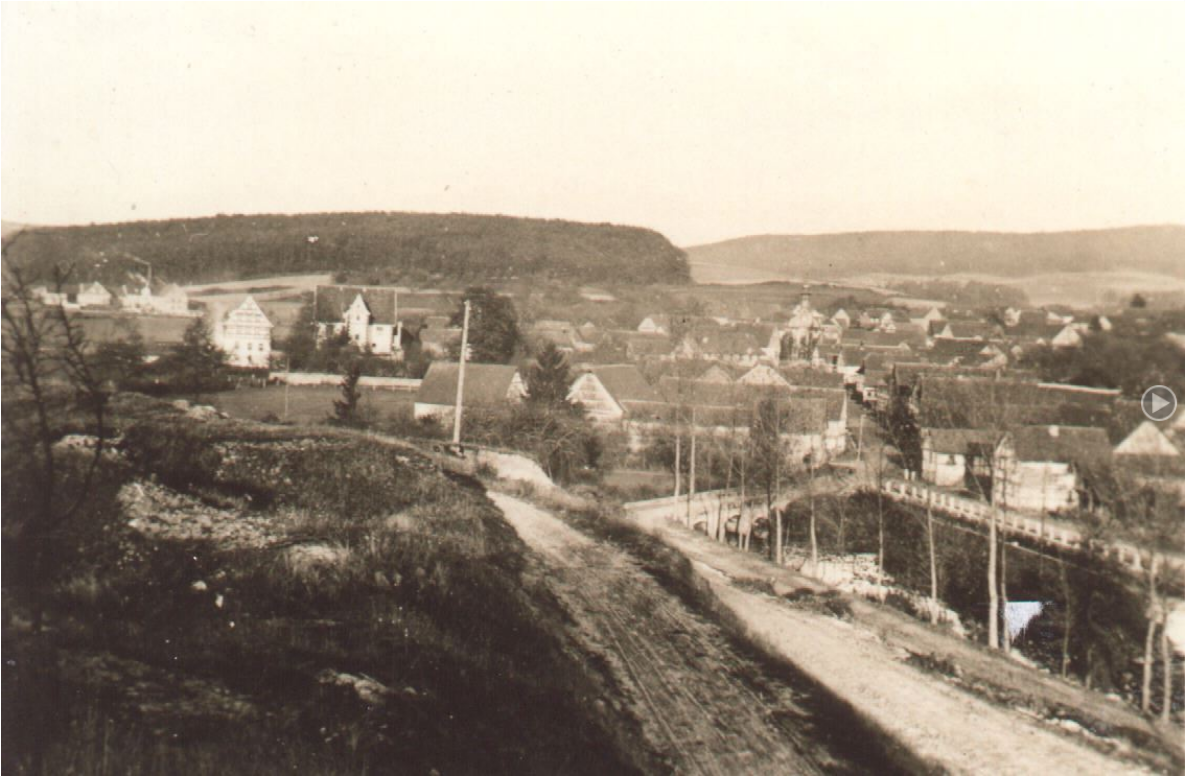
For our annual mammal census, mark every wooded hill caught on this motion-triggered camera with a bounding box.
[687,226,1184,280]
[3,212,691,286]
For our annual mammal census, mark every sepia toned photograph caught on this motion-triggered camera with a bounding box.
[1,2,1185,775]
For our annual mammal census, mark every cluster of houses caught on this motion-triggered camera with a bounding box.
[33,278,193,316]
[411,358,851,464]
[898,370,1184,516]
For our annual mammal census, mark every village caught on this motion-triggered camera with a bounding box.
[3,4,1184,774]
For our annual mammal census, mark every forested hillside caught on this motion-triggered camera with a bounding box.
[3,212,690,286]
[687,226,1184,280]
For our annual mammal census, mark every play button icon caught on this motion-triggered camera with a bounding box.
[1142,385,1178,422]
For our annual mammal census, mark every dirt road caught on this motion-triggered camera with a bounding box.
[622,500,1161,775]
[489,491,895,775]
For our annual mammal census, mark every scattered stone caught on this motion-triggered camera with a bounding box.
[317,669,393,704]
[190,580,208,593]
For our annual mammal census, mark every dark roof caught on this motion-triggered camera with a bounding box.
[1005,425,1111,465]
[686,329,769,356]
[860,352,895,375]
[315,285,400,325]
[940,320,1001,340]
[778,367,841,389]
[928,339,1002,364]
[857,330,914,349]
[585,365,663,404]
[1003,322,1066,341]
[622,333,673,357]
[922,428,999,455]
[416,362,520,406]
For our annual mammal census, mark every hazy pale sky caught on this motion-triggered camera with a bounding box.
[1,2,1184,246]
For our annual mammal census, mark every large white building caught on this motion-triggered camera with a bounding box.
[215,295,274,368]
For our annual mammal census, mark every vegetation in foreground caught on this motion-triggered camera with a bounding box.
[2,396,644,774]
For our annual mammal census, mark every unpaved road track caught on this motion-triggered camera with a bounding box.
[489,491,893,775]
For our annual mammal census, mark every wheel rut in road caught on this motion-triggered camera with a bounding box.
[489,491,892,775]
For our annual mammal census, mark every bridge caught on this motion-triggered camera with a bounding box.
[882,478,1185,577]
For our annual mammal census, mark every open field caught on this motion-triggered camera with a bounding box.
[848,271,1185,309]
[211,386,416,425]
[184,273,333,294]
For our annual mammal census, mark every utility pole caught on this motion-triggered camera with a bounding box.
[687,407,697,528]
[452,300,471,448]
[283,355,291,421]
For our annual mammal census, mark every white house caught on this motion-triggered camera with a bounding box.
[992,426,1111,514]
[1051,323,1084,349]
[215,295,274,368]
[75,282,114,308]
[636,315,670,335]
[567,365,664,424]
[921,428,996,487]
[314,285,405,357]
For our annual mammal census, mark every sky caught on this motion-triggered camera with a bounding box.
[1,2,1184,247]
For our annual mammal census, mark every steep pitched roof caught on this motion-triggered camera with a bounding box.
[585,365,663,405]
[416,362,521,406]
[314,285,400,325]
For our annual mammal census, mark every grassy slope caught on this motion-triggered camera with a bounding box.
[4,211,691,287]
[686,226,1185,281]
[2,395,645,774]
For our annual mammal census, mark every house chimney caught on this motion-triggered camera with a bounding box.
[1048,425,1059,437]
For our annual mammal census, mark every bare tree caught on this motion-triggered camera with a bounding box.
[2,233,108,628]
[919,375,1038,650]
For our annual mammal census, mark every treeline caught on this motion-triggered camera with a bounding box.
[5,212,690,286]
[889,279,1030,309]
[1021,332,1185,399]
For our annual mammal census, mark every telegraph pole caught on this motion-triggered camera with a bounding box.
[283,355,291,421]
[452,300,471,448]
[687,407,696,528]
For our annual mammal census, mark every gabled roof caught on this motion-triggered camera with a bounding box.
[416,362,521,406]
[778,367,841,389]
[225,295,273,325]
[858,330,914,349]
[315,285,400,325]
[1002,425,1112,465]
[622,333,673,356]
[922,427,999,455]
[1113,420,1183,458]
[582,365,663,405]
[929,339,1000,363]
[939,320,1000,340]
[700,364,740,383]
[860,352,895,376]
